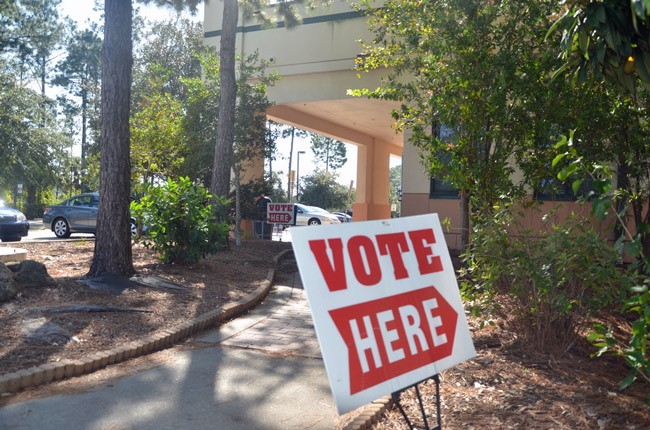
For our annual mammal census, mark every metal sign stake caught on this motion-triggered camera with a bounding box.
[391,374,441,430]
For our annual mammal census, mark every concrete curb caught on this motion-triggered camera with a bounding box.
[0,249,281,396]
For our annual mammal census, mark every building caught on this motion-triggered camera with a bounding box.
[203,0,606,250]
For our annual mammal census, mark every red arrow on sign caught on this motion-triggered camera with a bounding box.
[268,213,293,223]
[328,285,458,394]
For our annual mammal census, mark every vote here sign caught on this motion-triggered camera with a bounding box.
[267,203,296,225]
[290,214,476,414]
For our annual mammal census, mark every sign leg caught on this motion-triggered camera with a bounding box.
[391,374,441,430]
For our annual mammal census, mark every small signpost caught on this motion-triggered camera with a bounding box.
[267,203,296,226]
[290,214,476,421]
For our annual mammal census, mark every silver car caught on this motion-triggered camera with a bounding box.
[43,193,100,238]
[294,204,341,226]
[43,193,137,238]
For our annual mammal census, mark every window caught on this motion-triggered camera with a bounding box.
[68,195,95,207]
[430,177,459,198]
[429,124,459,199]
[534,177,593,201]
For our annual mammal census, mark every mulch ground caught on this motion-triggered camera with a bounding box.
[0,239,292,375]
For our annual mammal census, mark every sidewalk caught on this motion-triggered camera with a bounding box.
[199,275,322,359]
[0,272,344,430]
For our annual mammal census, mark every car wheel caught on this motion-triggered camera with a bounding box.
[53,218,71,238]
[308,218,321,226]
[0,236,21,242]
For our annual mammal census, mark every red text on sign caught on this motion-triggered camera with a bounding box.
[268,203,294,212]
[269,213,292,223]
[308,229,443,292]
[328,286,457,394]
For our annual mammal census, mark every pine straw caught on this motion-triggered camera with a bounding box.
[374,303,650,429]
[0,239,292,375]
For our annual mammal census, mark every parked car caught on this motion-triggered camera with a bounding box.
[294,204,341,226]
[332,211,352,223]
[0,201,29,242]
[43,193,137,238]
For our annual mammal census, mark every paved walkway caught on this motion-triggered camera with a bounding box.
[201,273,321,359]
[0,272,344,430]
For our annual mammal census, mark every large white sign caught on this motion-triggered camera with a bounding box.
[290,214,476,414]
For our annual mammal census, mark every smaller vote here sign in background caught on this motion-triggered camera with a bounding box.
[290,214,476,414]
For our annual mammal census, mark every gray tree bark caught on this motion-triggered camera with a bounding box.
[88,0,135,277]
[210,0,239,198]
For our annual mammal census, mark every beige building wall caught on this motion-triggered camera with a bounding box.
[400,134,618,250]
[400,137,462,248]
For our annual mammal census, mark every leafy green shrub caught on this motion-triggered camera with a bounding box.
[589,284,650,397]
[23,201,45,220]
[553,131,650,397]
[130,177,231,264]
[463,202,631,351]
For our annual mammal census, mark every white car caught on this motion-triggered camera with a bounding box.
[332,211,352,222]
[294,204,341,226]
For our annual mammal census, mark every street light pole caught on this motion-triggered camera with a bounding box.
[296,150,305,202]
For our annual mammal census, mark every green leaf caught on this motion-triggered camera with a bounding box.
[578,30,589,53]
[551,152,567,167]
[587,331,603,342]
[635,52,650,83]
[593,179,612,193]
[592,196,610,220]
[632,0,646,19]
[553,135,568,149]
[551,63,571,81]
[577,65,588,83]
[557,163,579,181]
[620,371,637,390]
[572,179,583,194]
[596,46,606,64]
[637,222,650,234]
[546,10,572,41]
[595,4,606,23]
[626,240,643,257]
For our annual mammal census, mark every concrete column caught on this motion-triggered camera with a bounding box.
[239,154,264,184]
[352,139,392,220]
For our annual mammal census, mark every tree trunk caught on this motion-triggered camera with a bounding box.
[81,83,88,192]
[234,169,242,246]
[88,0,135,278]
[287,127,295,200]
[460,188,470,252]
[210,0,238,198]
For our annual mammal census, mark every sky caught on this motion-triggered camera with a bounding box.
[57,0,398,191]
[59,0,204,27]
